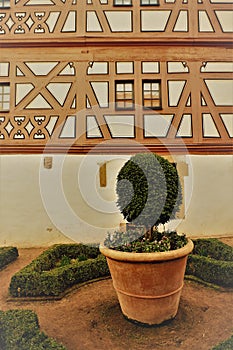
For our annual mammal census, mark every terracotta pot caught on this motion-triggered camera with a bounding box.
[100,239,193,325]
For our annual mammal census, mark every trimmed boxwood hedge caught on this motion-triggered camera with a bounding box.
[9,244,110,298]
[9,239,232,298]
[0,309,67,350]
[186,239,233,288]
[0,247,18,270]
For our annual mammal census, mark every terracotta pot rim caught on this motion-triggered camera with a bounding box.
[99,238,193,262]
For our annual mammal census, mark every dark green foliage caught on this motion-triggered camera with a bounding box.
[77,254,87,262]
[186,255,233,288]
[9,244,109,298]
[55,254,88,267]
[56,255,73,267]
[0,247,18,270]
[104,228,187,253]
[116,153,182,229]
[212,335,233,350]
[191,238,233,261]
[0,309,66,350]
[186,239,233,288]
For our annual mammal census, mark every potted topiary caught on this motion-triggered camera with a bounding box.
[100,153,193,325]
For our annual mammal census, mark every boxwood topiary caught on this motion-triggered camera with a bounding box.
[116,153,182,231]
[186,239,233,288]
[104,152,185,251]
[0,247,18,270]
[0,309,67,350]
[9,244,109,298]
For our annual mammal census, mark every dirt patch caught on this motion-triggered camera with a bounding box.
[0,245,232,350]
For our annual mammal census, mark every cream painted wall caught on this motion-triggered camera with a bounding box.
[176,155,233,238]
[0,155,73,247]
[0,154,232,247]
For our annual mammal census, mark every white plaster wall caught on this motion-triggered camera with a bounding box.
[177,155,233,238]
[0,155,73,247]
[0,154,232,247]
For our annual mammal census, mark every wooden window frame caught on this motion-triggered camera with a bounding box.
[0,83,10,112]
[113,0,132,6]
[142,79,162,110]
[140,0,160,6]
[0,0,10,8]
[115,80,135,110]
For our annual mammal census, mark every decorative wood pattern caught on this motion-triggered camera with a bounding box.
[0,0,232,154]
[0,0,232,42]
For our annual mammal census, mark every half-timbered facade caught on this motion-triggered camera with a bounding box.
[0,1,232,246]
[0,0,232,153]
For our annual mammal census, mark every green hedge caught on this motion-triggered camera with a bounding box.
[186,239,233,288]
[212,335,233,350]
[0,309,67,350]
[9,244,110,298]
[0,247,18,270]
[9,239,232,297]
[189,239,233,261]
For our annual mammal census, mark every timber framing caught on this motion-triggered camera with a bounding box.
[0,0,232,155]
